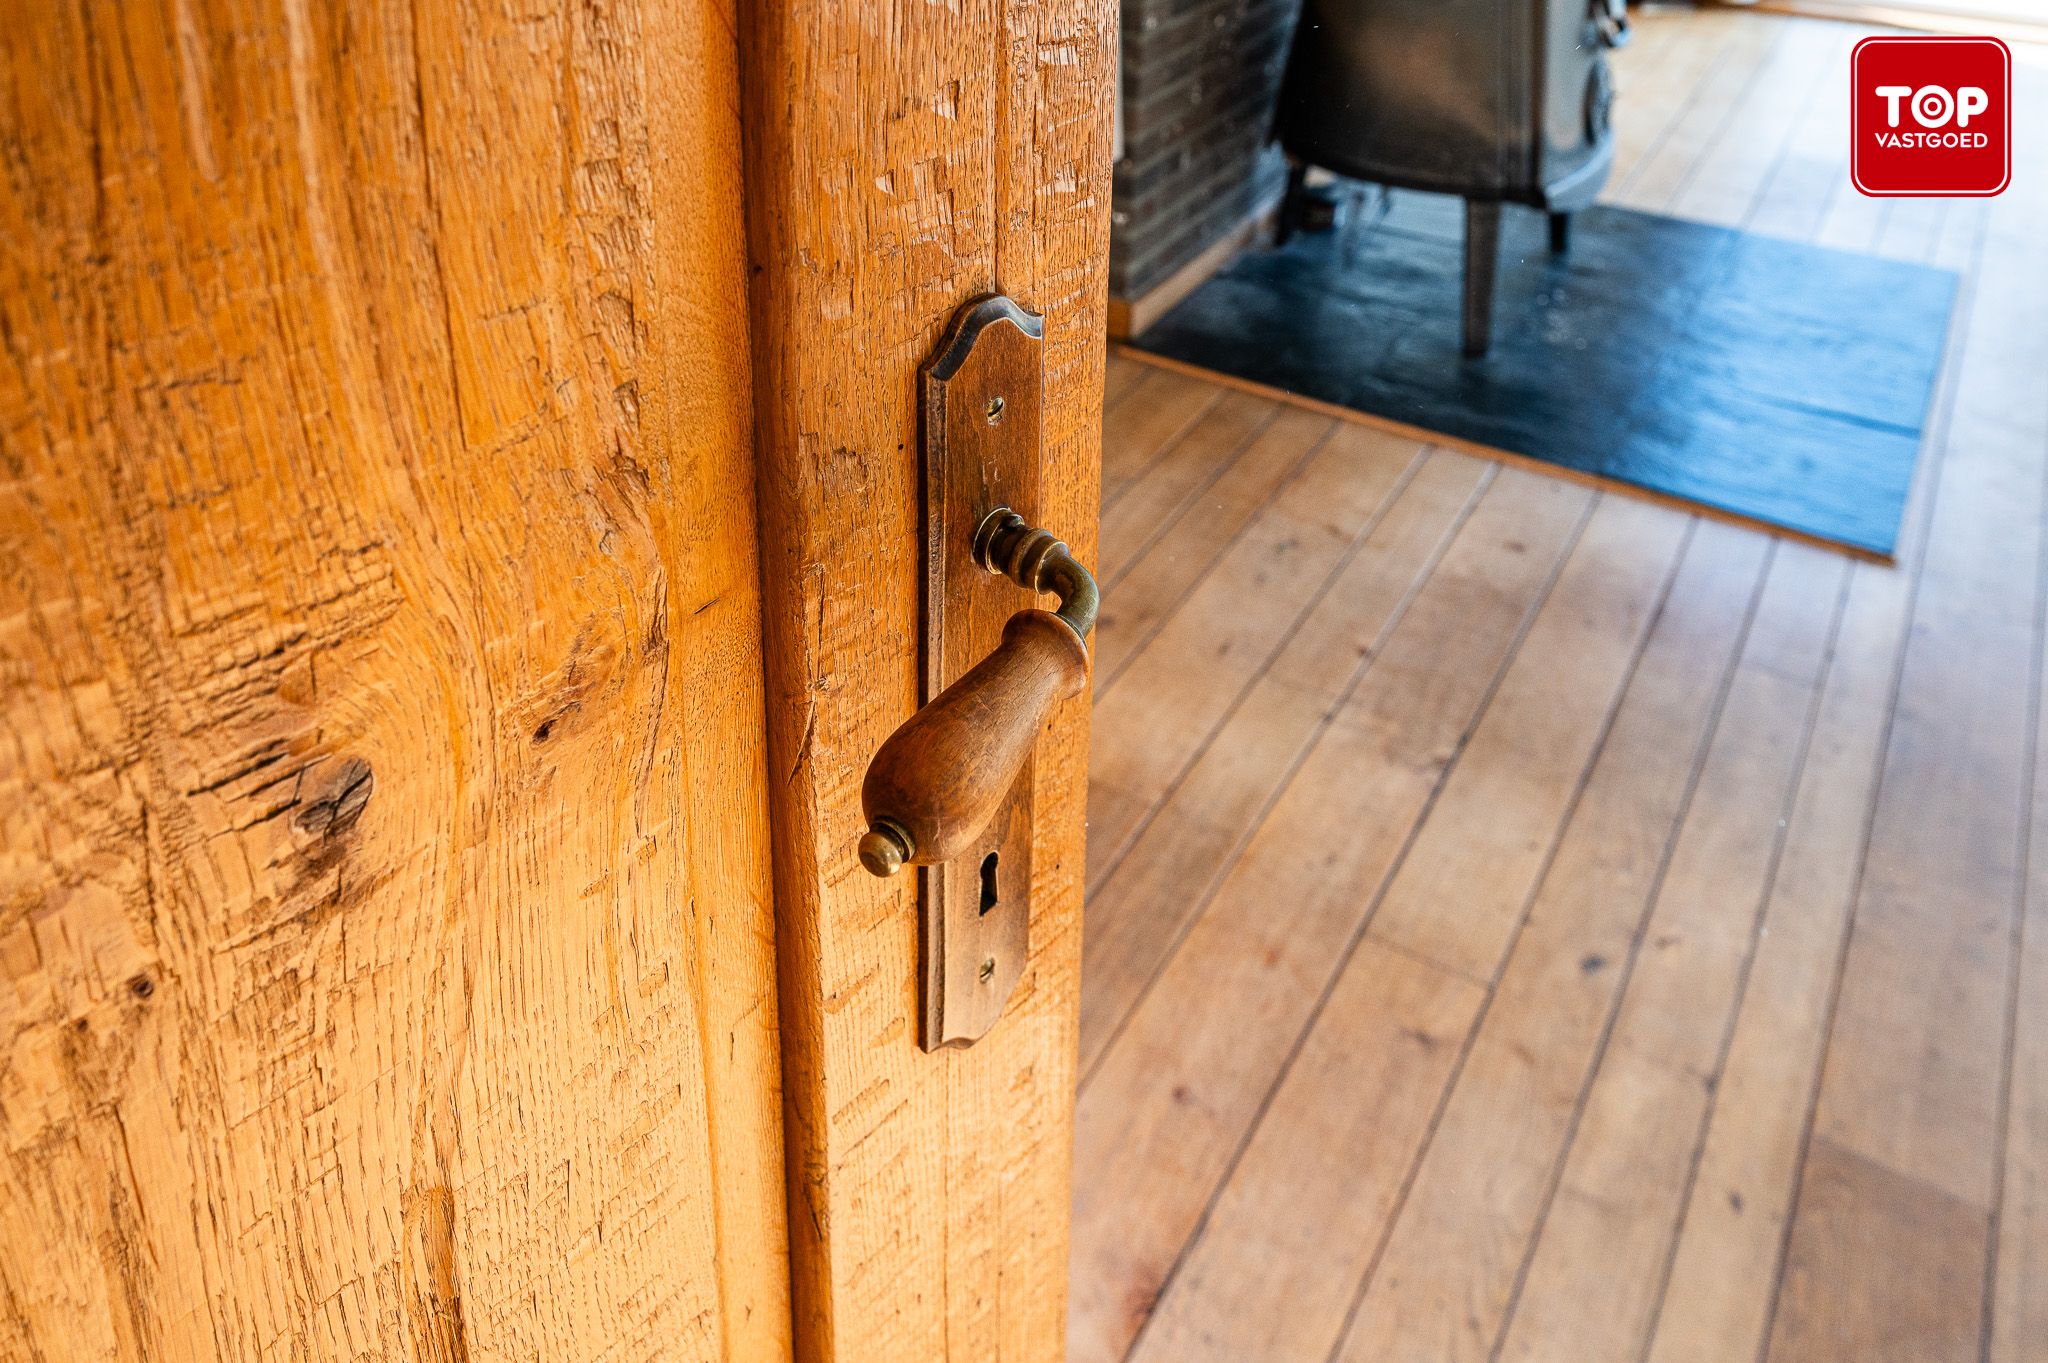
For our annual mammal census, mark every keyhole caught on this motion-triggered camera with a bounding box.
[979,851,1000,916]
[985,394,1006,425]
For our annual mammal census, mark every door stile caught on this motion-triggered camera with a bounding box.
[737,2,1117,1359]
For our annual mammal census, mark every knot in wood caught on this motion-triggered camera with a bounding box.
[294,756,375,840]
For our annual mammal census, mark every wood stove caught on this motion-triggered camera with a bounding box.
[1274,0,1627,355]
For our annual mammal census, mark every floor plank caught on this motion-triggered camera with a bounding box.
[1100,366,1225,504]
[1493,541,1850,1363]
[1103,349,1152,413]
[1068,470,1590,1363]
[1666,18,1844,226]
[1330,521,1772,1363]
[1744,26,1857,243]
[1078,451,1488,1074]
[1611,14,1783,210]
[1366,495,1694,981]
[1609,10,1747,195]
[1093,406,1335,683]
[1098,389,1277,586]
[1087,424,1423,882]
[1125,943,1482,1363]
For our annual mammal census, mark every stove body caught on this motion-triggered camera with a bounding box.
[1274,0,1624,354]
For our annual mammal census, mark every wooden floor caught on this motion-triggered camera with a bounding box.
[1071,10,2048,1363]
[1740,0,2048,46]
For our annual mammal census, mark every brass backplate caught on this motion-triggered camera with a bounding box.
[918,295,1044,1049]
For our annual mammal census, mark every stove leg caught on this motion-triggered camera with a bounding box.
[1549,211,1571,254]
[1462,199,1501,358]
[1276,161,1309,247]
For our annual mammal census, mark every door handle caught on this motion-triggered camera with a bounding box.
[858,508,1097,877]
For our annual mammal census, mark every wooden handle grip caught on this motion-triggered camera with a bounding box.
[859,610,1089,875]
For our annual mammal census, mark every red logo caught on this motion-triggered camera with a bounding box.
[1853,36,2011,196]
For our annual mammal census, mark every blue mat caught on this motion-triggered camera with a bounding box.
[1132,193,1957,557]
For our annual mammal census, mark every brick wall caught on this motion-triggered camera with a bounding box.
[1111,0,1303,301]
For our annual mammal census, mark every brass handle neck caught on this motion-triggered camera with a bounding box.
[974,508,1099,641]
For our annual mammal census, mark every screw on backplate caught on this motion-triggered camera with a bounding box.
[985,394,1005,424]
[979,957,996,984]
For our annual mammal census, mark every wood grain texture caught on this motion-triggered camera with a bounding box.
[1664,17,1840,227]
[0,1,789,1359]
[1077,449,1484,1077]
[1101,368,1221,505]
[1068,469,1590,1363]
[738,0,1115,1357]
[1127,942,1482,1363]
[1331,521,1771,1363]
[1494,541,1848,1363]
[1086,420,1421,881]
[1100,351,1151,413]
[1365,494,1693,982]
[1092,405,1335,683]
[1094,388,1273,589]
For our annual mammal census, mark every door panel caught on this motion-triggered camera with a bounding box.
[0,2,787,1359]
[740,3,1115,1359]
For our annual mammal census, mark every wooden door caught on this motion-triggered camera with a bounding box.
[0,1,787,1357]
[0,0,1112,1360]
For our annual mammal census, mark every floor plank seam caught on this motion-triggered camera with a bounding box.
[1611,15,1752,202]
[1652,21,1819,214]
[1755,36,1858,247]
[1076,464,1498,1094]
[1481,538,1782,1363]
[1097,417,1337,688]
[1086,445,1432,887]
[1102,387,1227,514]
[1358,928,1498,993]
[1633,556,1857,1363]
[1315,950,1526,1363]
[1731,24,1846,236]
[1747,200,1993,1363]
[1608,16,1715,196]
[1098,405,1288,600]
[1114,489,1602,1360]
[1102,362,1155,420]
